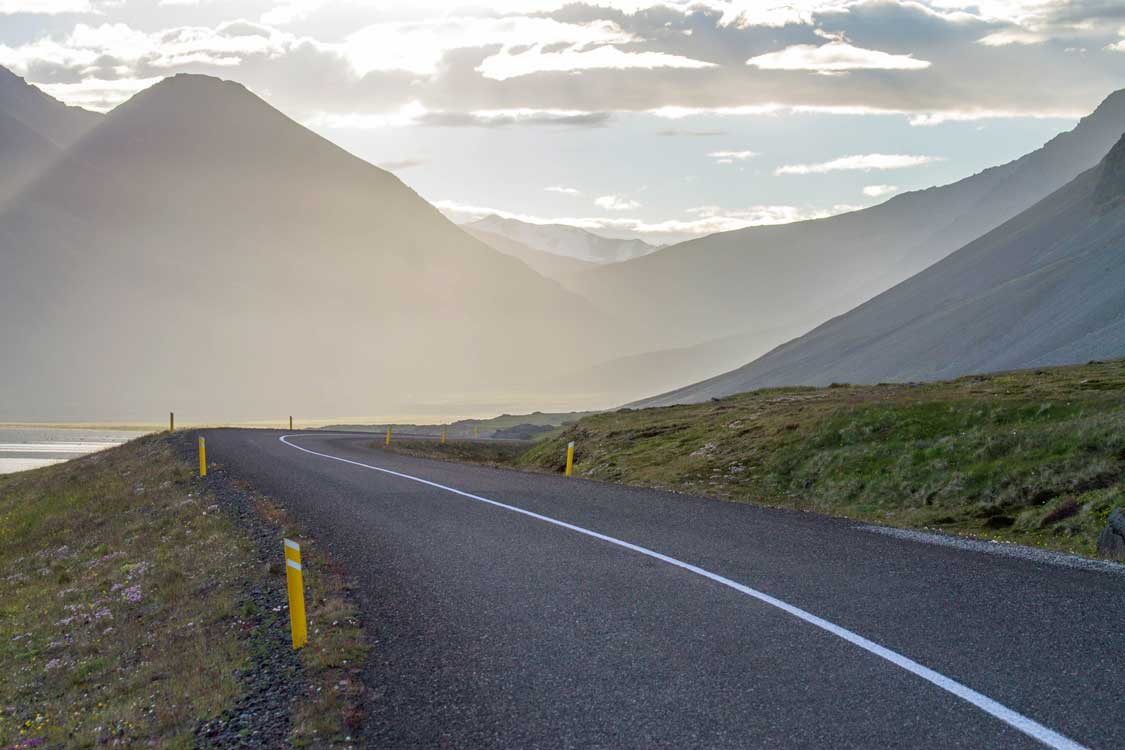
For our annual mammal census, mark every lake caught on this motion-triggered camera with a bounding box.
[0,428,148,475]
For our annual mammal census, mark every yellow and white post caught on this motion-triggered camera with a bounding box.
[289,416,293,430]
[385,426,392,446]
[198,436,206,477]
[565,440,575,477]
[441,429,447,445]
[170,412,175,432]
[283,539,308,649]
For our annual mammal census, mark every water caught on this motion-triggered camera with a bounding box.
[0,428,148,475]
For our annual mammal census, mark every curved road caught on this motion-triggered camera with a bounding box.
[204,429,1124,750]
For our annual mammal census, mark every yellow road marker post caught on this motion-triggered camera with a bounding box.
[198,436,206,477]
[441,429,447,445]
[283,539,308,649]
[385,426,392,446]
[473,426,478,440]
[170,412,174,432]
[289,416,293,430]
[565,440,575,477]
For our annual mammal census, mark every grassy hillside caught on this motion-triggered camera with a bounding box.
[385,361,1125,558]
[0,435,365,748]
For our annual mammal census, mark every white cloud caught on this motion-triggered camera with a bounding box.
[342,16,632,77]
[747,40,931,72]
[595,194,642,211]
[862,184,899,197]
[546,186,582,195]
[0,0,92,12]
[36,76,163,112]
[307,105,608,129]
[477,44,713,81]
[977,28,1046,46]
[775,153,944,175]
[708,149,757,164]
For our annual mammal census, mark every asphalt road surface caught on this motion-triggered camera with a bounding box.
[203,429,1124,750]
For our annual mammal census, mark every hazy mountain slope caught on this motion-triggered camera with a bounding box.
[0,67,99,202]
[637,135,1125,406]
[466,215,659,263]
[462,225,598,284]
[0,74,612,421]
[572,90,1125,356]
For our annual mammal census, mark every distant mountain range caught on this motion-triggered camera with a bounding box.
[3,65,1124,418]
[570,89,1125,366]
[461,225,597,285]
[464,214,660,264]
[0,72,614,420]
[638,134,1125,406]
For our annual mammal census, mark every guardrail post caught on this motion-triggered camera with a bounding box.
[283,539,308,649]
[565,441,575,477]
[170,412,174,432]
[289,416,293,430]
[198,436,206,477]
[385,426,392,446]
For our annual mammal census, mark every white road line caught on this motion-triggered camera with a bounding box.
[278,433,1090,750]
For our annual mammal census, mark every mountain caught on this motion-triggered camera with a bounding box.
[0,74,613,421]
[464,214,659,264]
[570,89,1125,360]
[461,225,598,285]
[0,67,99,202]
[637,134,1125,406]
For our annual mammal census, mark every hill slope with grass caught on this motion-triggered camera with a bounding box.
[643,134,1125,406]
[384,360,1125,559]
[0,434,366,748]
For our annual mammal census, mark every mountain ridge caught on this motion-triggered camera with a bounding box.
[0,72,618,420]
[635,133,1125,406]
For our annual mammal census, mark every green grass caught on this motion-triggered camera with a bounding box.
[383,361,1125,559]
[377,438,533,467]
[0,436,250,748]
[0,436,369,749]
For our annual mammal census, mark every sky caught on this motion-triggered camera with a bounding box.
[2,0,1124,243]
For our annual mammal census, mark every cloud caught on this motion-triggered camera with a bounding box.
[656,128,726,136]
[977,29,1047,46]
[595,194,642,211]
[862,184,899,197]
[306,104,610,129]
[708,149,757,164]
[434,198,852,242]
[546,186,582,195]
[0,0,92,12]
[34,76,163,111]
[775,153,944,175]
[417,109,611,127]
[379,159,426,171]
[477,44,714,80]
[342,16,634,77]
[746,40,931,72]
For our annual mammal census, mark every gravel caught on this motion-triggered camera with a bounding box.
[169,432,306,749]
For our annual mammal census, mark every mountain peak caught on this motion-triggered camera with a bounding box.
[1093,133,1125,213]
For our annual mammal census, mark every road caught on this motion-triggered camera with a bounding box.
[204,429,1124,750]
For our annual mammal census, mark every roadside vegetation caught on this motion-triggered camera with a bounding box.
[0,435,366,749]
[327,409,594,440]
[382,360,1125,559]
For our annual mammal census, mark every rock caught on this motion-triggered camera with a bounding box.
[1096,507,1125,561]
